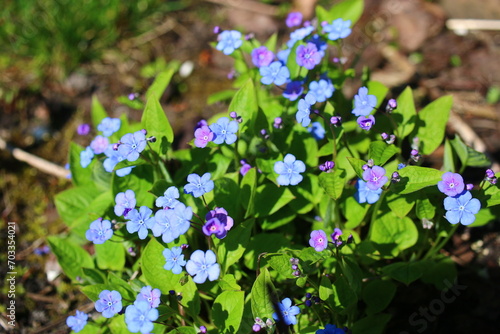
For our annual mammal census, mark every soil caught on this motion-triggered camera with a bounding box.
[1,0,499,333]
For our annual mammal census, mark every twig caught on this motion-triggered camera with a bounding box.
[204,0,279,16]
[121,17,176,48]
[447,19,500,35]
[0,136,68,178]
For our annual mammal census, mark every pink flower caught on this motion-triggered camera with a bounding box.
[194,125,214,148]
[437,172,464,197]
[309,230,328,251]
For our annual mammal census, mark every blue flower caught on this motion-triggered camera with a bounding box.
[152,203,192,243]
[115,189,136,217]
[323,18,352,41]
[97,117,121,137]
[90,135,109,154]
[308,122,325,140]
[136,286,161,309]
[274,154,306,186]
[272,298,300,326]
[118,131,147,162]
[85,218,113,244]
[80,146,94,168]
[103,144,134,177]
[308,79,334,103]
[186,249,220,284]
[209,117,239,145]
[306,34,327,55]
[95,290,122,318]
[66,310,88,333]
[296,43,322,70]
[155,186,180,209]
[169,203,193,236]
[354,179,382,204]
[287,26,314,48]
[296,93,316,127]
[283,81,304,101]
[277,49,291,63]
[163,246,187,274]
[184,173,214,198]
[444,191,481,226]
[125,300,159,334]
[352,87,377,117]
[216,30,242,55]
[316,324,346,334]
[260,61,290,86]
[126,206,155,240]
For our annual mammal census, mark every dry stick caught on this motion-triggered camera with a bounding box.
[0,136,68,179]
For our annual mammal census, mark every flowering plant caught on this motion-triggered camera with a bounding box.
[52,1,500,333]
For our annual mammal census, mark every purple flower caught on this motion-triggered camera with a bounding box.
[240,161,252,175]
[77,123,90,136]
[308,79,334,102]
[80,146,94,168]
[85,218,113,244]
[194,125,214,148]
[352,87,377,117]
[283,81,304,101]
[186,249,220,284]
[330,116,342,126]
[296,43,322,70]
[184,173,214,198]
[97,117,121,137]
[323,18,352,41]
[124,300,159,334]
[286,12,303,28]
[355,179,383,204]
[362,166,388,190]
[203,207,234,239]
[118,131,147,162]
[296,93,316,127]
[210,117,238,145]
[273,117,283,129]
[260,61,290,86]
[66,310,88,333]
[274,153,306,186]
[437,172,465,197]
[444,191,481,226]
[308,122,325,140]
[155,186,180,209]
[90,135,109,154]
[272,298,300,325]
[95,290,122,318]
[317,324,346,334]
[357,115,375,131]
[386,99,397,113]
[136,286,161,308]
[115,189,136,217]
[216,30,242,55]
[126,206,155,240]
[306,34,327,55]
[163,246,187,274]
[309,230,328,251]
[251,46,274,68]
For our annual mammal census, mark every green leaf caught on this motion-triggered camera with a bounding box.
[213,291,245,333]
[419,257,457,290]
[319,168,346,200]
[95,236,126,271]
[362,280,397,315]
[141,96,174,152]
[351,314,391,334]
[385,191,416,218]
[81,267,107,284]
[393,86,416,139]
[443,139,456,172]
[412,95,453,155]
[166,327,197,334]
[244,234,290,270]
[319,276,335,308]
[346,157,367,179]
[228,79,257,134]
[69,142,93,187]
[251,268,276,320]
[316,0,364,26]
[218,219,254,273]
[207,89,236,105]
[342,196,369,229]
[92,159,112,191]
[382,262,422,285]
[240,167,257,218]
[368,141,399,166]
[253,184,295,218]
[47,236,94,280]
[213,176,240,218]
[481,181,500,207]
[450,136,490,168]
[267,254,295,279]
[116,95,144,110]
[369,211,418,257]
[112,165,155,207]
[91,95,108,128]
[415,196,436,220]
[219,274,241,291]
[145,61,180,101]
[392,166,444,195]
[367,81,388,109]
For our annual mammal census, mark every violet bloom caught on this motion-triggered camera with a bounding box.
[357,115,375,131]
[85,218,113,244]
[115,189,136,217]
[331,228,343,247]
[283,81,304,101]
[286,12,303,28]
[77,123,90,136]
[136,286,162,308]
[309,230,328,251]
[444,191,481,226]
[240,162,252,176]
[296,43,322,70]
[194,125,214,148]
[251,46,274,68]
[124,300,159,334]
[287,26,314,48]
[203,207,234,239]
[352,87,377,117]
[362,166,388,190]
[90,135,109,154]
[186,250,220,284]
[437,172,465,197]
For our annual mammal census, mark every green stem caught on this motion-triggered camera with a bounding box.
[423,224,459,260]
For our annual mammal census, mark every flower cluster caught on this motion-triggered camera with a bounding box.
[438,172,481,225]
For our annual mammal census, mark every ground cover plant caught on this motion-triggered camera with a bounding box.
[51,1,500,333]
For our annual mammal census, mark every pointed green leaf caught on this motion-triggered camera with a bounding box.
[369,211,418,257]
[319,168,346,200]
[392,166,444,194]
[95,236,126,271]
[367,81,388,109]
[142,97,173,153]
[47,236,94,281]
[91,95,108,128]
[145,61,180,101]
[253,184,295,218]
[251,268,276,320]
[385,191,416,218]
[213,291,244,333]
[393,86,416,139]
[347,157,367,179]
[415,197,436,220]
[316,0,364,26]
[368,141,399,166]
[228,79,257,134]
[69,142,93,187]
[382,262,422,285]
